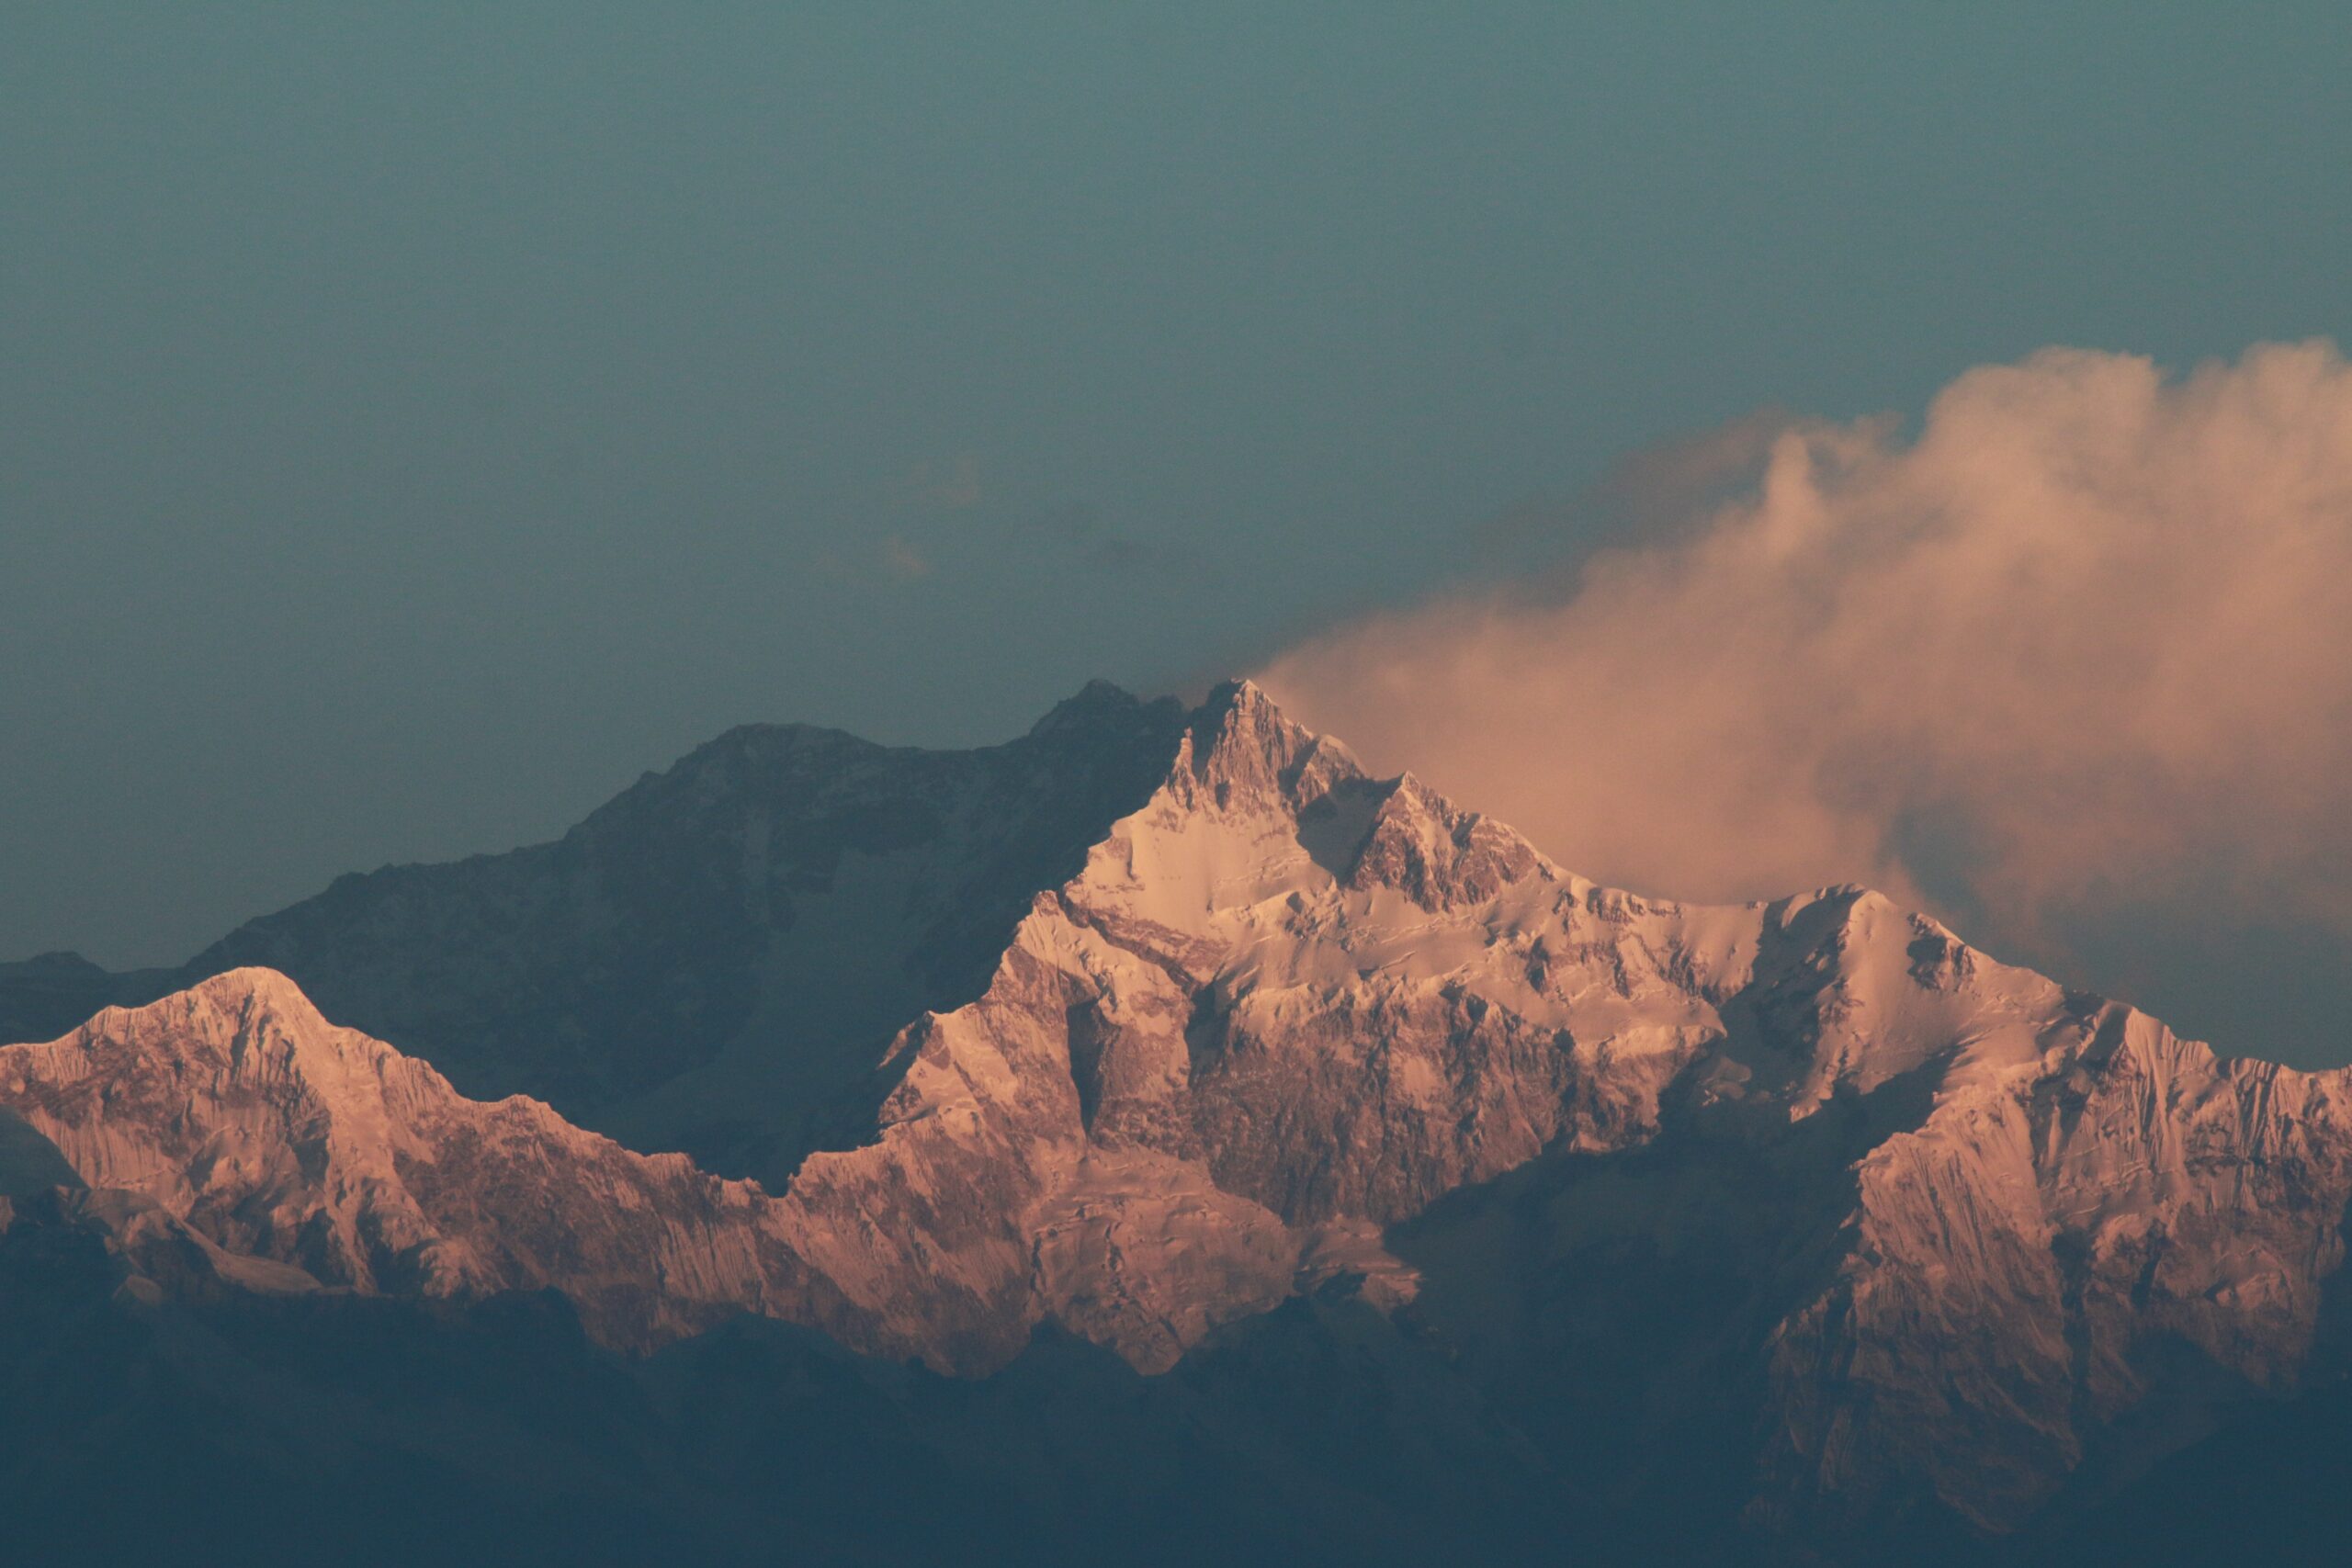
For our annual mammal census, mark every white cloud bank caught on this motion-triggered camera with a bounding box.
[1260,344,2352,1041]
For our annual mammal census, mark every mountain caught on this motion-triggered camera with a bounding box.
[6,679,2352,1562]
[0,968,807,1350]
[0,1191,1559,1568]
[0,949,177,1048]
[3,682,1188,1190]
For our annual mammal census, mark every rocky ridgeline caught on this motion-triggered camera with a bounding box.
[6,679,2350,1545]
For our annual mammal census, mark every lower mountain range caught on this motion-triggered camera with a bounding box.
[5,680,2348,1565]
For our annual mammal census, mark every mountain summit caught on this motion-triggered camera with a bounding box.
[6,680,2351,1560]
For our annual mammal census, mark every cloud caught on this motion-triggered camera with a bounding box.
[1259,343,2352,1056]
[1475,405,1809,570]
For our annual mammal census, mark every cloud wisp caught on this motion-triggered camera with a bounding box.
[1259,343,2352,1055]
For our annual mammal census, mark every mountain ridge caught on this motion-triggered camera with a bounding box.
[6,678,2351,1554]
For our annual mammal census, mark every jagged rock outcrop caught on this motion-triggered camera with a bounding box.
[1764,999,2352,1533]
[6,678,2350,1551]
[5,682,1190,1189]
[0,970,820,1349]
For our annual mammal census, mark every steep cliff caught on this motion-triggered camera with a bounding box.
[6,680,2349,1551]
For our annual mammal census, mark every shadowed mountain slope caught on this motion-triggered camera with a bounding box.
[7,680,2352,1559]
[5,682,1189,1189]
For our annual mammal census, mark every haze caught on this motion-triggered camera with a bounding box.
[5,6,2347,1060]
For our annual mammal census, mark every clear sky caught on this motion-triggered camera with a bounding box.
[5,6,2348,1032]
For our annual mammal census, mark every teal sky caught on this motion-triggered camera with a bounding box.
[5,4,2348,966]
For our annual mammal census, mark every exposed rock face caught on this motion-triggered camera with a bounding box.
[0,970,816,1350]
[6,678,2351,1551]
[0,964,1287,1372]
[1764,1001,2352,1532]
[51,682,1192,1188]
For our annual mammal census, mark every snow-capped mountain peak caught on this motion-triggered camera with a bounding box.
[6,680,2350,1546]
